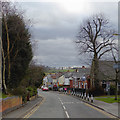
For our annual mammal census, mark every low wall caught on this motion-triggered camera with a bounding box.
[29,95,37,101]
[0,96,22,114]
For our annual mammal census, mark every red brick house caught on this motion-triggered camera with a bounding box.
[66,67,90,89]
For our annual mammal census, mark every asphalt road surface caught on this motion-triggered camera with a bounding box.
[25,89,114,119]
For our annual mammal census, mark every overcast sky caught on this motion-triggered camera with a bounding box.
[20,1,118,67]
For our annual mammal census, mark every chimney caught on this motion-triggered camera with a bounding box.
[82,66,85,69]
[76,69,78,72]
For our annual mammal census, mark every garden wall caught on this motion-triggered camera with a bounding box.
[0,96,22,114]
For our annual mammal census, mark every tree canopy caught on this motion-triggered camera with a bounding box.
[2,2,33,92]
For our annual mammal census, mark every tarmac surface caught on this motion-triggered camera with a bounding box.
[2,89,119,119]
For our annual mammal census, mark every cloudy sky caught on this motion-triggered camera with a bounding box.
[19,1,118,67]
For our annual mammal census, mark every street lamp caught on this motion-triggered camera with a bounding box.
[113,63,120,100]
[112,33,120,100]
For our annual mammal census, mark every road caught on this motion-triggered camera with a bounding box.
[24,89,114,119]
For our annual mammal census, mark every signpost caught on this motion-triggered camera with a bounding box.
[106,82,110,96]
[113,63,120,70]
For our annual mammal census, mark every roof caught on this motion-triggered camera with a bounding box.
[72,68,90,78]
[64,72,73,78]
[98,61,116,81]
[51,75,57,79]
[63,68,90,79]
[51,72,62,79]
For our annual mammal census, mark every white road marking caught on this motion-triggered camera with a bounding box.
[58,96,70,118]
[65,111,70,118]
[64,102,74,104]
[63,106,66,110]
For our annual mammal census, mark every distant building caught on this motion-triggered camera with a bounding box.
[62,66,90,89]
[70,67,90,89]
[43,75,53,88]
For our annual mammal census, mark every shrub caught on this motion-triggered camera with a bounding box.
[110,85,116,95]
[26,86,37,97]
[33,88,37,96]
[87,86,105,96]
[8,86,27,103]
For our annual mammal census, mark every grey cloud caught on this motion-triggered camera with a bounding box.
[31,26,77,40]
[32,38,80,67]
[21,2,118,67]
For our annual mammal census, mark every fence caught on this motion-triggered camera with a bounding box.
[66,88,86,94]
[63,88,94,103]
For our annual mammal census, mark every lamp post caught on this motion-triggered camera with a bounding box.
[113,63,120,100]
[113,33,120,100]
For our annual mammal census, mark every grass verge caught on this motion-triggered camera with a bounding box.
[0,92,13,99]
[95,96,119,103]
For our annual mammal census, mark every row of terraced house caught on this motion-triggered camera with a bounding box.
[43,66,90,90]
[43,61,120,92]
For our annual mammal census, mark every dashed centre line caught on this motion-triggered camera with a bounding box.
[63,106,66,110]
[65,111,70,118]
[58,96,70,118]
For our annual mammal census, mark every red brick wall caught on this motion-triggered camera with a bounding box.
[0,96,22,112]
[70,80,73,88]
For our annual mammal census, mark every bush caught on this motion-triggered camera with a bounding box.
[87,86,105,96]
[110,85,116,95]
[26,86,37,97]
[33,88,37,96]
[8,86,27,103]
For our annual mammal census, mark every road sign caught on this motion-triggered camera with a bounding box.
[106,82,110,92]
[113,63,120,69]
[81,76,86,81]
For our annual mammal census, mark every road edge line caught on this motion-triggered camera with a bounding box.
[21,95,44,118]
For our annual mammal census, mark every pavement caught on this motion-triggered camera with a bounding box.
[93,99,118,117]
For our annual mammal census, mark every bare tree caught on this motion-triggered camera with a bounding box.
[75,14,116,88]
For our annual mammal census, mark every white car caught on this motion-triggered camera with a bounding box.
[42,87,48,91]
[59,88,63,92]
[41,86,44,90]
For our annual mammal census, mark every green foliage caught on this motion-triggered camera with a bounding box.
[8,86,27,103]
[2,5,33,90]
[26,86,37,97]
[21,65,45,88]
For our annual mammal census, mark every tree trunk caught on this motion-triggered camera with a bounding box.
[1,37,7,94]
[93,54,99,88]
[2,53,7,94]
[4,16,11,81]
[115,70,118,100]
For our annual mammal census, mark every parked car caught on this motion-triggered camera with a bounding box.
[42,87,48,91]
[53,85,58,91]
[59,88,63,92]
[41,86,44,90]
